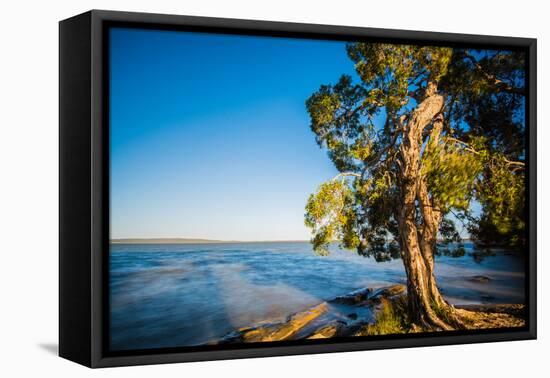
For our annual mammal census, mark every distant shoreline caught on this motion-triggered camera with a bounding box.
[110,238,473,245]
[110,238,310,245]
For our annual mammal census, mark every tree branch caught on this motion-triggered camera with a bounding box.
[444,137,525,168]
[463,52,525,96]
[332,172,361,181]
[449,209,470,230]
[444,137,482,155]
[365,116,406,168]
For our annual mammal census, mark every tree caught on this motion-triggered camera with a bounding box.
[304,44,525,330]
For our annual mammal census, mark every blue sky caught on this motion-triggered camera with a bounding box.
[109,28,355,240]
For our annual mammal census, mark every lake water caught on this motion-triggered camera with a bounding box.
[109,242,525,351]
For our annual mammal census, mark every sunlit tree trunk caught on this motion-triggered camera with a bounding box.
[397,83,463,330]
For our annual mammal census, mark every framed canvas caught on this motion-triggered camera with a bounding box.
[59,10,537,368]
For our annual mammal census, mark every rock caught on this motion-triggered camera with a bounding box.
[214,284,406,345]
[306,321,347,339]
[329,288,372,305]
[466,275,491,283]
[369,284,406,300]
[455,304,525,328]
[221,302,329,343]
[329,285,405,306]
[456,303,524,317]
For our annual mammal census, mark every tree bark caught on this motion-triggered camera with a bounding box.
[397,83,463,330]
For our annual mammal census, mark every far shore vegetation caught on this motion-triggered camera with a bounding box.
[110,238,311,244]
[110,238,473,245]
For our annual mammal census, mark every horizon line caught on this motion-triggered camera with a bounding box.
[110,237,473,245]
[110,237,311,244]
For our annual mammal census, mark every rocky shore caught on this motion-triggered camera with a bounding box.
[211,284,525,344]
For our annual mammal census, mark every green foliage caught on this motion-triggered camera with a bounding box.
[365,297,408,335]
[353,173,402,261]
[440,50,526,249]
[346,44,452,112]
[305,75,372,172]
[304,180,358,255]
[469,156,526,248]
[421,136,484,212]
[437,218,466,257]
[438,218,462,244]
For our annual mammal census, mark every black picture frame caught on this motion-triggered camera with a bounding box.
[59,9,537,368]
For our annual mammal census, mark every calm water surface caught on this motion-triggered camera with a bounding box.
[110,242,525,350]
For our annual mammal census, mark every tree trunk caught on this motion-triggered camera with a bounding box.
[397,83,464,331]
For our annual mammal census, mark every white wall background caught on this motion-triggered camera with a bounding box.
[0,0,547,376]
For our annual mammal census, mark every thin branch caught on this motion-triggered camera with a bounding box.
[501,157,526,167]
[365,117,405,167]
[332,172,361,181]
[449,209,470,229]
[444,137,525,167]
[445,137,482,155]
[463,52,525,96]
